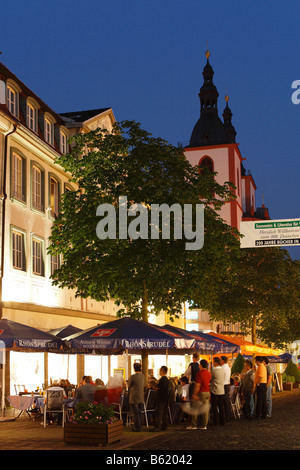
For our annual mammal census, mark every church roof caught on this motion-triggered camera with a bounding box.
[188,51,236,148]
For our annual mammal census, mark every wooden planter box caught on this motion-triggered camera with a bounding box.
[293,382,299,389]
[64,420,123,446]
[283,382,293,391]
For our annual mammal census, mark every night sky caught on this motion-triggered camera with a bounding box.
[1,1,299,258]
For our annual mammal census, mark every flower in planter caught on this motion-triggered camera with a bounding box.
[70,401,119,425]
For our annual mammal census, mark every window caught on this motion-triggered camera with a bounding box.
[49,176,60,216]
[7,85,17,117]
[27,102,37,132]
[11,153,26,202]
[199,156,214,174]
[60,130,68,154]
[44,117,54,145]
[186,311,199,320]
[186,324,199,332]
[32,164,45,212]
[12,230,26,271]
[32,238,44,276]
[51,253,61,275]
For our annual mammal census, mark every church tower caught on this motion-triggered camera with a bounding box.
[184,51,270,229]
[184,51,244,230]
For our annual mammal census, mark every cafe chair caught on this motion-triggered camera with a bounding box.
[43,388,66,427]
[140,389,157,428]
[231,387,241,419]
[110,392,124,420]
[14,384,26,395]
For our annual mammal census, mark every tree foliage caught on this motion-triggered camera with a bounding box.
[207,246,300,348]
[48,121,240,322]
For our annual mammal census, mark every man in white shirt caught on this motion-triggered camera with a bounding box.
[210,357,226,425]
[220,356,231,422]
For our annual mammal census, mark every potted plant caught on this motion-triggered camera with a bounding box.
[282,373,295,391]
[64,401,123,446]
[283,360,300,389]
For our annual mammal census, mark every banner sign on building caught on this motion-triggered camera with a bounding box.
[240,218,300,248]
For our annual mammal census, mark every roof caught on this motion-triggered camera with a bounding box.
[0,62,65,125]
[59,108,112,123]
[189,113,230,147]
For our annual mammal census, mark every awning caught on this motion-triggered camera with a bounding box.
[208,331,281,356]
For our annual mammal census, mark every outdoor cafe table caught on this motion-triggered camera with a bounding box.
[34,396,78,411]
[7,395,35,418]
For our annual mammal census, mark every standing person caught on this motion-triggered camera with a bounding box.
[191,359,211,430]
[220,356,232,422]
[252,356,267,419]
[262,357,273,417]
[151,366,169,432]
[184,353,200,387]
[240,360,255,419]
[184,353,200,420]
[210,357,226,426]
[128,363,145,432]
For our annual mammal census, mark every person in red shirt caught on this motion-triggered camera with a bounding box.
[191,359,211,430]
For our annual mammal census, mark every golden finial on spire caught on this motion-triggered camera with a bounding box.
[205,40,210,59]
[225,94,229,102]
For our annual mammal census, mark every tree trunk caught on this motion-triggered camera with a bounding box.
[141,280,149,386]
[251,315,257,345]
[251,315,257,365]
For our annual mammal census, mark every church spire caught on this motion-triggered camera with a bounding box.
[222,94,236,143]
[199,50,219,116]
[189,51,230,147]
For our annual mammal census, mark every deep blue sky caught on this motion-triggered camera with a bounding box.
[1,1,300,258]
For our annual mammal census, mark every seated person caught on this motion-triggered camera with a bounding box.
[171,376,190,423]
[107,375,124,404]
[75,376,96,402]
[95,378,106,389]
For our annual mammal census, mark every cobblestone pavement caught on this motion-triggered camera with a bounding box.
[0,389,299,451]
[127,389,300,451]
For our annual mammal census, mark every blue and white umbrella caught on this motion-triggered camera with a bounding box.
[64,316,195,353]
[0,318,64,352]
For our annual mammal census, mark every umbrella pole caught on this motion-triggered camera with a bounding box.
[166,349,169,370]
[125,349,129,381]
[67,355,70,381]
[1,346,5,417]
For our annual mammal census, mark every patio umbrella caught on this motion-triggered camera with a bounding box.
[0,318,64,418]
[0,318,64,352]
[243,353,292,363]
[161,325,240,354]
[208,332,280,356]
[47,325,83,381]
[48,325,82,339]
[64,316,195,354]
[153,323,216,354]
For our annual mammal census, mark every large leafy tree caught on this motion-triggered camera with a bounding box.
[48,121,240,374]
[206,246,300,348]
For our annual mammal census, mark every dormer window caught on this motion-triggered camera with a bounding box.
[44,117,53,145]
[44,113,56,146]
[60,129,68,154]
[26,99,38,132]
[6,85,18,117]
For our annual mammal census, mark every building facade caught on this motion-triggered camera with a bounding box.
[0,62,123,391]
